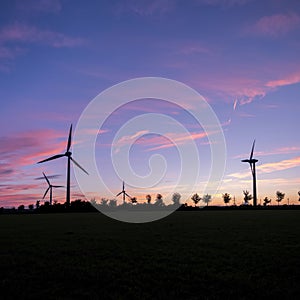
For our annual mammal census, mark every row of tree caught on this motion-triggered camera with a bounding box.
[3,190,300,212]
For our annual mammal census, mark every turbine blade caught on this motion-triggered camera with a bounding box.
[70,157,89,175]
[125,193,131,198]
[250,140,255,160]
[116,192,122,197]
[38,154,65,164]
[43,187,50,199]
[67,124,72,151]
[123,181,125,191]
[43,172,50,186]
[53,185,64,188]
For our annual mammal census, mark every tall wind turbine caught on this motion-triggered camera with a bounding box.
[241,140,258,206]
[116,181,131,204]
[42,172,63,205]
[38,124,88,207]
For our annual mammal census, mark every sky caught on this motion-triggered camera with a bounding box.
[0,0,300,207]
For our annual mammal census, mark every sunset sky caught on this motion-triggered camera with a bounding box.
[1,0,300,207]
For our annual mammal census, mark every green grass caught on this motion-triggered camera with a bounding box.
[1,211,300,299]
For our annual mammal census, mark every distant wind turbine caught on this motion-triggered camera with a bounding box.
[42,172,63,205]
[38,124,88,207]
[241,140,258,206]
[116,181,131,204]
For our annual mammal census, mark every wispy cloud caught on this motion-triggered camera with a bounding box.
[115,0,175,16]
[113,130,210,152]
[229,156,300,179]
[233,146,300,159]
[246,13,300,37]
[0,23,85,48]
[16,0,62,14]
[266,71,300,88]
[259,156,300,173]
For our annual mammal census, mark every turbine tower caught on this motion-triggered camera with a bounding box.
[38,124,88,207]
[241,140,258,206]
[42,172,63,205]
[116,181,131,204]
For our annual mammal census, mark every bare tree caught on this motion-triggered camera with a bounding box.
[146,194,152,204]
[191,193,201,207]
[172,193,181,205]
[263,197,271,206]
[276,191,285,206]
[222,193,231,206]
[202,194,212,206]
[243,190,252,205]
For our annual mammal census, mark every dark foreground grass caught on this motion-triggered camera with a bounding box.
[0,210,300,299]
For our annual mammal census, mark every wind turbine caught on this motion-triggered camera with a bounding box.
[241,140,258,206]
[116,181,131,204]
[38,124,88,207]
[42,172,63,205]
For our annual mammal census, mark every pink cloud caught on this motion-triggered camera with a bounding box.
[234,146,300,159]
[247,13,300,37]
[229,156,300,179]
[266,71,300,88]
[258,156,300,174]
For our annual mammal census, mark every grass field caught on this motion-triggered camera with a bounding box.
[1,210,300,299]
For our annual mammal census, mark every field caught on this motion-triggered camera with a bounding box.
[1,210,300,299]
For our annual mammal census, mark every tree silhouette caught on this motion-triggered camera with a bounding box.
[191,193,201,207]
[146,194,152,204]
[222,193,231,206]
[100,198,109,206]
[202,194,212,206]
[36,200,40,209]
[243,190,252,205]
[172,193,181,205]
[130,197,137,204]
[263,197,271,206]
[28,204,34,210]
[155,194,164,206]
[276,191,285,206]
[18,205,25,211]
[298,191,300,202]
[109,199,117,207]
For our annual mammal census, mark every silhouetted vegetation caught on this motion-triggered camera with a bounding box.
[222,193,231,205]
[191,193,201,206]
[276,191,285,206]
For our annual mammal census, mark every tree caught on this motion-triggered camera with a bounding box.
[146,194,152,204]
[191,193,201,207]
[298,191,300,202]
[202,194,212,206]
[36,200,40,209]
[130,197,137,204]
[263,197,271,206]
[243,190,252,205]
[18,205,25,211]
[28,204,34,210]
[100,198,109,206]
[109,199,117,207]
[276,191,285,206]
[155,194,164,206]
[222,193,231,206]
[172,193,181,205]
